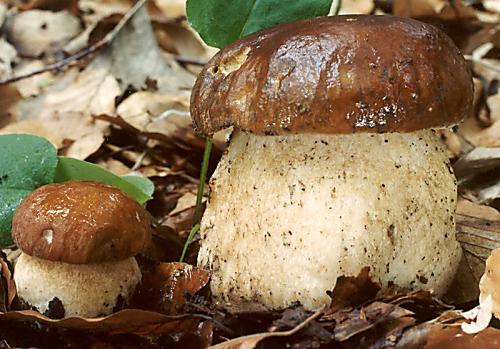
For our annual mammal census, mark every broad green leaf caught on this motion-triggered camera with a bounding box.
[54,157,153,204]
[0,134,58,246]
[122,174,155,197]
[0,189,31,246]
[186,0,333,48]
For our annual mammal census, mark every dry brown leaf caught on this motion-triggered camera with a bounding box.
[0,120,57,145]
[132,262,209,315]
[5,10,81,57]
[338,0,374,15]
[0,85,21,129]
[325,267,380,314]
[448,210,500,304]
[0,308,207,335]
[91,6,194,94]
[424,326,500,349]
[393,0,476,19]
[209,308,323,349]
[18,0,79,14]
[0,253,16,312]
[457,198,500,221]
[454,147,500,181]
[154,20,210,60]
[13,60,55,98]
[116,91,189,131]
[0,39,18,81]
[154,0,186,19]
[169,191,200,216]
[97,158,132,175]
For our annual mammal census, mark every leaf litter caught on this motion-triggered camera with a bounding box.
[0,0,499,348]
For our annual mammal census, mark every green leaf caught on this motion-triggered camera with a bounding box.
[186,0,333,48]
[121,174,155,197]
[54,157,153,204]
[0,134,58,246]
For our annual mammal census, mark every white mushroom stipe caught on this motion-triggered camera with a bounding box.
[14,253,141,317]
[198,130,461,310]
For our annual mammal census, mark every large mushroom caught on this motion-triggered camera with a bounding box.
[190,15,473,310]
[12,181,151,318]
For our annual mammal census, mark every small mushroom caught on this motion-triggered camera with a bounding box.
[11,181,152,318]
[190,16,473,309]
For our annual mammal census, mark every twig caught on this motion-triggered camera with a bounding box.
[0,0,148,85]
[175,56,208,67]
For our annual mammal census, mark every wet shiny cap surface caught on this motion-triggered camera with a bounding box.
[191,15,473,136]
[12,181,152,264]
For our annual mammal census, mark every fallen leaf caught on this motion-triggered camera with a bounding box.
[18,0,79,14]
[132,262,209,315]
[0,252,16,312]
[5,10,82,57]
[154,0,187,19]
[333,302,413,341]
[116,91,189,131]
[169,191,199,216]
[448,212,500,304]
[0,39,18,81]
[325,267,380,314]
[393,0,476,20]
[209,308,323,349]
[424,326,500,349]
[338,0,374,15]
[0,85,21,129]
[92,6,194,94]
[12,60,55,98]
[0,308,208,335]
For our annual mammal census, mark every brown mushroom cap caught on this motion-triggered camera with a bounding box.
[191,15,473,136]
[12,181,152,264]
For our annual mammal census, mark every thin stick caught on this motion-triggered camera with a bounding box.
[175,56,208,66]
[0,0,148,85]
[193,138,213,225]
[179,138,212,262]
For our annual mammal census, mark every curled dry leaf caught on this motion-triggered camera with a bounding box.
[132,262,210,315]
[0,252,16,312]
[325,267,380,314]
[0,308,208,335]
[447,208,500,304]
[5,10,81,57]
[18,0,79,14]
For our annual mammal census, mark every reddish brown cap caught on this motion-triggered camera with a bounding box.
[12,181,152,264]
[191,15,473,136]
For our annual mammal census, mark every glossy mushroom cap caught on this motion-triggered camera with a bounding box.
[191,15,473,136]
[12,181,152,264]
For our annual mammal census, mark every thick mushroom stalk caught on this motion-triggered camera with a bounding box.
[199,130,461,309]
[190,15,473,309]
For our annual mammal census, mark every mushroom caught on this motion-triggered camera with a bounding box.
[190,15,473,310]
[12,181,152,317]
[480,248,500,319]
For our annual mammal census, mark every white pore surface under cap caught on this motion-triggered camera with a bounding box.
[198,130,461,310]
[14,253,141,317]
